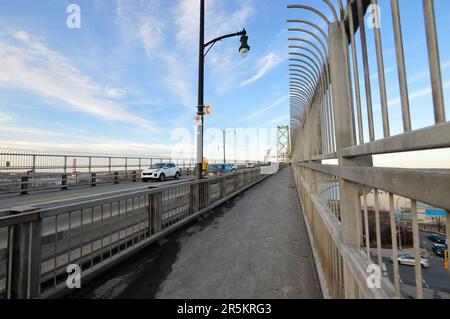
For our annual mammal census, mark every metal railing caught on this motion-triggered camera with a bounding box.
[288,0,449,299]
[0,148,262,195]
[0,167,271,299]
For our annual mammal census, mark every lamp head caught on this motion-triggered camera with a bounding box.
[239,28,250,58]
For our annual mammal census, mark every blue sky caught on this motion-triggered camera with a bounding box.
[0,0,291,160]
[0,0,449,165]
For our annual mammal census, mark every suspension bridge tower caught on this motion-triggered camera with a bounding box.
[277,125,291,163]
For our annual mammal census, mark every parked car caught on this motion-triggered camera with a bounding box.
[428,233,447,244]
[141,163,181,182]
[432,243,447,258]
[390,254,430,268]
[246,162,255,168]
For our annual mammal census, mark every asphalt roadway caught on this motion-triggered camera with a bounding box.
[0,175,196,211]
[384,232,450,298]
[67,167,322,299]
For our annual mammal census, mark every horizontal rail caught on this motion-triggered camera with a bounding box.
[300,163,450,211]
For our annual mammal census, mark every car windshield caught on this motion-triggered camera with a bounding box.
[150,163,165,169]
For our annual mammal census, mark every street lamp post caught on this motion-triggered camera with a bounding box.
[223,130,226,164]
[196,0,250,179]
[220,129,237,164]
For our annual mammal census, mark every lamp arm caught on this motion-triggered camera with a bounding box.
[204,30,246,48]
[203,29,246,58]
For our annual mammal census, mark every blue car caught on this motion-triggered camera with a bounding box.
[207,164,237,176]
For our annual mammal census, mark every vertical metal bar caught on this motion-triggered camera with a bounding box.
[411,200,423,299]
[374,189,382,269]
[125,199,128,249]
[109,202,112,257]
[388,194,401,299]
[118,201,122,254]
[356,0,375,141]
[132,197,135,246]
[363,190,371,263]
[6,227,13,299]
[348,1,364,144]
[26,222,32,299]
[423,0,446,124]
[90,207,94,267]
[68,212,72,264]
[391,0,412,132]
[79,209,83,269]
[53,216,58,287]
[371,0,390,137]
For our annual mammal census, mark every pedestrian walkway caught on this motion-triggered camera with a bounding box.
[155,167,322,299]
[68,167,322,299]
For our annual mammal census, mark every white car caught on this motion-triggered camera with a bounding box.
[246,163,255,168]
[391,254,430,268]
[141,163,181,182]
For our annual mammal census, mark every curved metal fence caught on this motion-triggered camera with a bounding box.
[289,0,449,299]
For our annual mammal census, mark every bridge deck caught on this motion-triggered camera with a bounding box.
[69,167,322,299]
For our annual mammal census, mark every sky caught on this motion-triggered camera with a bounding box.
[0,0,449,166]
[0,0,291,161]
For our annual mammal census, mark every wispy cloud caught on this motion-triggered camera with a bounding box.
[0,30,156,131]
[387,80,450,108]
[115,0,256,106]
[241,52,283,87]
[236,95,288,123]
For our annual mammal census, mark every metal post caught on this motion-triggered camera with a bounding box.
[223,130,226,164]
[423,0,446,124]
[190,184,199,214]
[329,21,370,298]
[91,173,96,187]
[21,176,29,195]
[62,174,67,191]
[9,208,41,299]
[196,0,205,180]
[150,193,162,234]
[31,155,36,173]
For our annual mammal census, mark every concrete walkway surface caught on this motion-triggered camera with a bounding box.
[68,167,322,299]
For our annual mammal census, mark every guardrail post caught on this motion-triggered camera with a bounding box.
[91,173,96,187]
[233,174,239,192]
[61,174,67,190]
[199,181,210,210]
[329,21,373,298]
[114,172,119,184]
[190,184,199,214]
[8,207,42,299]
[220,178,226,199]
[21,176,29,195]
[132,171,137,182]
[150,193,162,234]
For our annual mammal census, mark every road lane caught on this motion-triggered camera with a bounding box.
[0,175,195,210]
